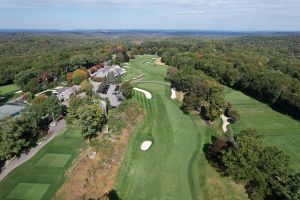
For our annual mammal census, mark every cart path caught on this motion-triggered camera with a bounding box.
[0,119,67,181]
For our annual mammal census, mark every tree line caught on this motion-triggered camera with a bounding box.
[134,37,300,119]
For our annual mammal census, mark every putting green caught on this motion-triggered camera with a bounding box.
[7,183,50,200]
[35,154,71,168]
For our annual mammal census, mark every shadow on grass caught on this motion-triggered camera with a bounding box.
[179,104,190,115]
[0,93,15,106]
[107,190,122,200]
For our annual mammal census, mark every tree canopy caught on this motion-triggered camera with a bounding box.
[208,129,300,200]
[121,81,133,99]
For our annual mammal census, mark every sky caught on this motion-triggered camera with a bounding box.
[0,0,299,31]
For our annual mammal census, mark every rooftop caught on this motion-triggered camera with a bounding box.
[0,102,26,120]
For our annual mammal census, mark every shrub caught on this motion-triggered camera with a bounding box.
[227,109,240,123]
[208,137,231,163]
[91,77,105,82]
[32,94,48,104]
[121,81,133,99]
[225,103,240,123]
[80,79,93,92]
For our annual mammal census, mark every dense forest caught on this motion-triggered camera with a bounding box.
[1,34,300,119]
[1,33,300,199]
[0,34,131,86]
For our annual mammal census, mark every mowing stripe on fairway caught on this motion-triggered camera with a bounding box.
[7,183,50,200]
[35,154,71,168]
[225,87,300,171]
[116,55,248,200]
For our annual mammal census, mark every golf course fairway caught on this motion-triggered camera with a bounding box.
[115,82,247,200]
[116,55,248,200]
[116,82,203,199]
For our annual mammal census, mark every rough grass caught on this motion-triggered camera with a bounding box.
[0,84,20,103]
[224,87,300,171]
[0,128,85,200]
[115,81,248,200]
[54,101,145,200]
[0,84,19,95]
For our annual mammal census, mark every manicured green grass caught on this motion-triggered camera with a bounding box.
[224,87,300,171]
[35,154,71,168]
[0,84,20,95]
[7,183,50,200]
[116,55,248,200]
[0,128,85,200]
[122,55,168,82]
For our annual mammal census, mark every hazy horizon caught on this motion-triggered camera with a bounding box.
[0,29,299,33]
[0,0,300,31]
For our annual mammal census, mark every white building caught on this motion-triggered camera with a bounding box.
[89,65,126,78]
[57,85,80,102]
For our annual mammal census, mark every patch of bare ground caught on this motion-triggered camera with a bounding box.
[54,100,144,200]
[175,91,184,102]
[154,57,165,66]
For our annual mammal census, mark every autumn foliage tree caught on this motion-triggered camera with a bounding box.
[67,72,73,82]
[72,69,87,85]
[208,137,231,163]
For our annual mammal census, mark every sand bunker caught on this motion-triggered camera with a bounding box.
[171,88,176,99]
[154,57,165,66]
[133,88,152,99]
[220,114,230,133]
[141,141,152,151]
